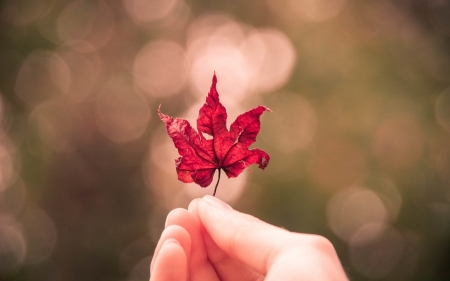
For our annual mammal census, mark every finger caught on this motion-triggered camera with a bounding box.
[150,239,187,281]
[150,224,191,274]
[165,208,220,281]
[265,246,349,281]
[196,195,295,275]
[188,199,263,281]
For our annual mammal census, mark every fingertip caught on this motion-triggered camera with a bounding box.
[187,198,201,212]
[150,238,187,281]
[196,196,235,224]
[188,198,200,211]
[202,195,233,210]
[165,208,187,228]
[150,225,191,274]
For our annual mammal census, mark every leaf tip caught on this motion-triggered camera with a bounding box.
[260,156,269,169]
[212,72,217,85]
[157,104,171,123]
[157,104,163,116]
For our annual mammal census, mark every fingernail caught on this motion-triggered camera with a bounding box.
[162,238,179,248]
[203,195,233,210]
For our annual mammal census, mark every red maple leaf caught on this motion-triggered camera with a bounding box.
[158,73,271,196]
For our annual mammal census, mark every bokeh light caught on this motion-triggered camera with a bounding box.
[267,0,348,23]
[432,137,450,183]
[2,0,450,280]
[133,40,186,98]
[0,141,15,193]
[0,181,27,217]
[28,98,81,153]
[60,51,102,102]
[0,220,26,275]
[263,93,317,153]
[186,15,250,103]
[127,256,152,281]
[245,29,296,94]
[21,209,57,264]
[372,113,424,170]
[436,86,450,133]
[1,0,55,25]
[350,225,405,279]
[120,239,153,274]
[327,186,388,242]
[186,14,296,104]
[15,51,71,107]
[362,175,402,223]
[124,0,179,24]
[95,76,151,143]
[56,0,114,51]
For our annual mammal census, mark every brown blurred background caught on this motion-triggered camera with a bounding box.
[1,0,450,280]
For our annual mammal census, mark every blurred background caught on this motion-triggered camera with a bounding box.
[0,0,450,280]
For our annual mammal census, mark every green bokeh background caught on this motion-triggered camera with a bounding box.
[1,0,450,280]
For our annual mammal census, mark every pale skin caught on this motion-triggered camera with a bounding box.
[150,195,349,281]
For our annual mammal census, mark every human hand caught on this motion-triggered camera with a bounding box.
[150,195,349,281]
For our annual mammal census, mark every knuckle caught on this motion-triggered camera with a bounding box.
[288,234,336,256]
[308,235,336,255]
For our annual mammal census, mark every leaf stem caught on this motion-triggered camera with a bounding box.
[213,169,221,197]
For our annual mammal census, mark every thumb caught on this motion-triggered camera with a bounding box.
[193,195,296,275]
